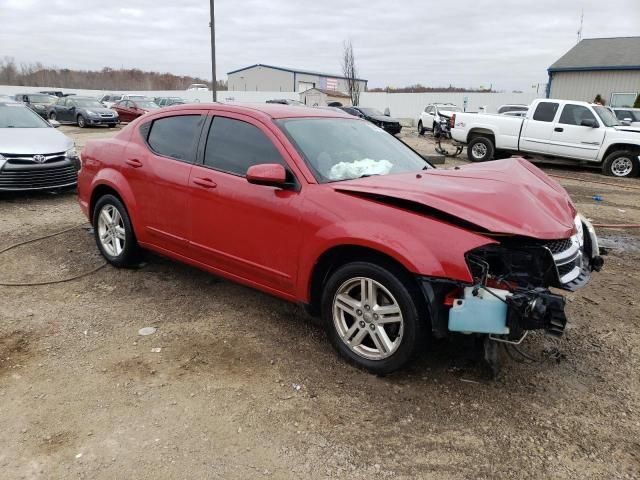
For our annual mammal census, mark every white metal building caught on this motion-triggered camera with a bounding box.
[227,64,367,93]
[547,37,640,107]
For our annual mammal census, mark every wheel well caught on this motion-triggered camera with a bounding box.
[307,245,418,316]
[602,144,640,161]
[468,129,495,145]
[89,185,123,225]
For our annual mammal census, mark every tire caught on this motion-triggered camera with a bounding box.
[77,114,86,128]
[321,261,426,375]
[92,194,141,267]
[467,136,495,162]
[49,112,56,121]
[433,123,441,139]
[602,150,639,178]
[417,120,425,136]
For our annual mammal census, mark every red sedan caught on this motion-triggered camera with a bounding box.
[111,99,160,122]
[77,103,602,374]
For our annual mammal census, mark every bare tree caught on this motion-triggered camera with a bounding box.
[341,40,361,106]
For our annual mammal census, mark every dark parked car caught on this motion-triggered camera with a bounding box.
[340,106,402,134]
[111,99,160,122]
[13,93,57,118]
[266,99,305,106]
[155,96,187,107]
[47,96,119,128]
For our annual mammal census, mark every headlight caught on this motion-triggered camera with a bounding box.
[574,215,584,247]
[65,147,79,159]
[86,110,97,116]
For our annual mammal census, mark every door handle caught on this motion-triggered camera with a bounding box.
[193,177,217,189]
[125,158,143,168]
[554,127,564,132]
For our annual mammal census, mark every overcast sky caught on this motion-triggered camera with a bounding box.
[1,0,638,90]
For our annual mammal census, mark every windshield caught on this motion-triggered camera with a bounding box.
[593,106,620,127]
[0,104,50,128]
[28,94,56,104]
[278,118,430,183]
[356,107,384,116]
[137,101,159,109]
[73,99,103,108]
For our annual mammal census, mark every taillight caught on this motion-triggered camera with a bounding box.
[450,114,456,129]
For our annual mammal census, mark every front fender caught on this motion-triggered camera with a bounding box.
[296,217,496,302]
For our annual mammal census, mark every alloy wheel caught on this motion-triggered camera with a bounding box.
[332,276,404,360]
[472,143,487,159]
[611,157,633,177]
[97,204,126,257]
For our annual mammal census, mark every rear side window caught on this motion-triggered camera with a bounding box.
[532,102,559,122]
[558,104,597,126]
[146,115,203,163]
[203,116,285,176]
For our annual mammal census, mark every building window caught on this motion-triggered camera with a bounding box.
[610,93,638,108]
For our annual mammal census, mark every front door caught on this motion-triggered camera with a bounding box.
[520,101,560,154]
[548,104,605,161]
[122,112,205,255]
[188,113,303,296]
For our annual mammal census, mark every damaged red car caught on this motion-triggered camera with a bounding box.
[77,104,604,374]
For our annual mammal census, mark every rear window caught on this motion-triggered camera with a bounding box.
[146,115,204,163]
[532,102,559,122]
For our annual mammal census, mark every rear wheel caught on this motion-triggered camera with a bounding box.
[417,120,425,135]
[321,261,425,375]
[92,194,141,267]
[467,136,495,162]
[49,112,56,121]
[602,150,639,177]
[77,114,86,128]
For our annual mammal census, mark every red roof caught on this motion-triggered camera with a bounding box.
[165,102,352,120]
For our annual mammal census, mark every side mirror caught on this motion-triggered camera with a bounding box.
[580,118,598,128]
[49,119,60,128]
[246,163,287,187]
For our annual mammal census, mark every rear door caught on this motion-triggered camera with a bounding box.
[188,113,303,295]
[122,112,206,255]
[519,101,560,154]
[548,104,605,161]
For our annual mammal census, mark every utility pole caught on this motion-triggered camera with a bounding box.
[209,0,217,101]
[577,8,584,43]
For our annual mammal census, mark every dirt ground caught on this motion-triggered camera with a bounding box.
[1,125,639,479]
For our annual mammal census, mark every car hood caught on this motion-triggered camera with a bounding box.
[0,127,73,154]
[370,115,400,123]
[333,157,576,240]
[613,125,640,133]
[82,107,117,115]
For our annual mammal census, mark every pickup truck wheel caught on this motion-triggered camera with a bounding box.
[602,150,639,177]
[321,262,425,375]
[417,120,425,135]
[93,194,141,267]
[467,136,495,162]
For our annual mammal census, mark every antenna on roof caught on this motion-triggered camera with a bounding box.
[577,8,584,43]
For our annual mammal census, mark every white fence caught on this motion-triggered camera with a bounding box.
[1,84,540,124]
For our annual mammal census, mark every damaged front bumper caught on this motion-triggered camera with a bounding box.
[421,215,604,342]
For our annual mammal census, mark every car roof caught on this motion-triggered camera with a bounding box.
[160,102,355,120]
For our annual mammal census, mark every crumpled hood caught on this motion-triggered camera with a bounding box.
[333,158,577,240]
[0,127,73,155]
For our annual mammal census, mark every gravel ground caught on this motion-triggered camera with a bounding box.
[0,125,638,479]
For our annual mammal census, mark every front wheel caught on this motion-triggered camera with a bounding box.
[467,136,495,162]
[77,114,86,128]
[92,194,141,267]
[321,262,425,375]
[417,120,425,135]
[602,150,639,177]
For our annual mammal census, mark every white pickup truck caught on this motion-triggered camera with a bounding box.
[450,98,640,177]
